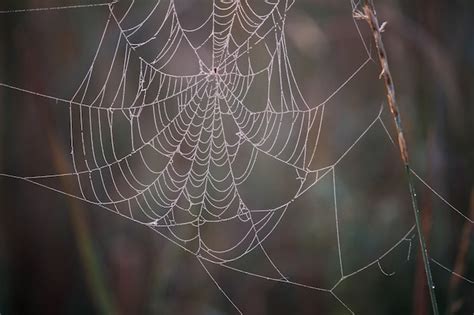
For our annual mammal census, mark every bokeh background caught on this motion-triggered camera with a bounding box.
[0,0,473,314]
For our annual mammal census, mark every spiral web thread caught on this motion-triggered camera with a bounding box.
[0,0,472,313]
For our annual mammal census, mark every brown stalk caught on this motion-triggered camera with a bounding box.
[446,189,474,314]
[46,125,117,315]
[359,1,440,314]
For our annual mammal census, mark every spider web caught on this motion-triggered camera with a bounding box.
[0,0,472,314]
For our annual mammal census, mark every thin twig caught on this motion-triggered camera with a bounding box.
[359,1,440,314]
[413,186,434,315]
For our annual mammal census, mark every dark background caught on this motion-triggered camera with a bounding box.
[0,0,473,314]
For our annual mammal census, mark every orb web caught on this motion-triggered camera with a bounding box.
[0,0,472,314]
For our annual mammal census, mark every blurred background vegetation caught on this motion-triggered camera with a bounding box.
[0,0,473,314]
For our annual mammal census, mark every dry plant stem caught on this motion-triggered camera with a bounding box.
[446,190,474,315]
[362,1,440,314]
[47,128,117,315]
[413,190,434,315]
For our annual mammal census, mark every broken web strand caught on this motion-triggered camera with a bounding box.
[0,0,472,314]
